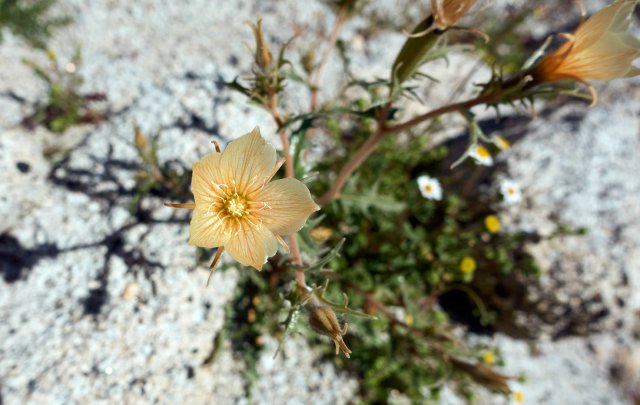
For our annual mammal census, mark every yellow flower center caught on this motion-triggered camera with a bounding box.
[482,352,496,364]
[508,187,516,195]
[496,136,510,150]
[425,184,433,193]
[514,389,524,404]
[224,194,248,218]
[477,145,490,158]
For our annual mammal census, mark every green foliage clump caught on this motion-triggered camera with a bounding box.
[130,127,193,214]
[0,0,70,48]
[22,49,106,133]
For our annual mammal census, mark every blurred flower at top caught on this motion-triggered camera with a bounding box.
[469,144,493,166]
[166,127,319,271]
[431,0,478,29]
[530,0,640,104]
[500,179,522,204]
[416,175,443,200]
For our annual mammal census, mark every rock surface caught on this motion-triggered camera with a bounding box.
[1,1,639,404]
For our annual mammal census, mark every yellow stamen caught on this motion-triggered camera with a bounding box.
[224,194,248,217]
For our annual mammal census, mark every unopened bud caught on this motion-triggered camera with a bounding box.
[248,18,273,69]
[305,292,351,358]
[301,48,316,77]
[134,126,148,151]
[431,0,478,30]
[391,16,442,85]
[310,226,332,241]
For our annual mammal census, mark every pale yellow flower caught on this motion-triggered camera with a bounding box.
[431,0,478,29]
[166,127,319,271]
[531,0,640,104]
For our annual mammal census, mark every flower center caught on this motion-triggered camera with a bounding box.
[224,194,248,218]
[425,185,433,193]
[477,145,490,158]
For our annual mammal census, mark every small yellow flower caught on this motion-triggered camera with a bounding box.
[531,0,640,104]
[482,351,496,365]
[459,256,477,273]
[404,312,414,326]
[484,215,501,234]
[166,127,319,271]
[431,0,478,29]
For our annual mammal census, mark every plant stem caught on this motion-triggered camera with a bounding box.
[317,92,498,206]
[268,90,306,287]
[310,5,348,112]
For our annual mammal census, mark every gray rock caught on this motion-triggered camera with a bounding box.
[2,0,640,404]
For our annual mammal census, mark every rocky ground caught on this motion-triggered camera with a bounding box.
[1,0,639,404]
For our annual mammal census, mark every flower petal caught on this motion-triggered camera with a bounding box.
[224,221,277,270]
[255,178,320,236]
[188,206,229,248]
[192,152,225,205]
[220,127,278,194]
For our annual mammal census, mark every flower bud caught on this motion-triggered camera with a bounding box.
[248,18,273,69]
[431,0,478,30]
[305,291,351,358]
[391,16,442,85]
[134,126,148,151]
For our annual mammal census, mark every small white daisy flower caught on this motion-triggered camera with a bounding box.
[470,144,493,166]
[509,381,526,405]
[416,175,442,201]
[493,135,511,151]
[500,179,522,204]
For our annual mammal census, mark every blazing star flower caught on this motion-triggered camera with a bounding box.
[166,127,319,272]
[417,175,443,201]
[470,144,493,166]
[431,0,478,29]
[531,0,640,105]
[500,179,522,204]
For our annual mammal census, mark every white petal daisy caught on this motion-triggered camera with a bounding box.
[470,144,494,166]
[500,179,522,204]
[417,175,443,201]
[509,381,526,405]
